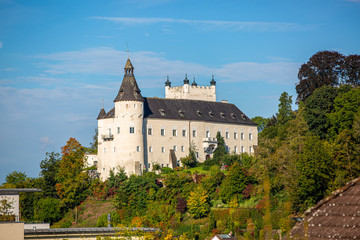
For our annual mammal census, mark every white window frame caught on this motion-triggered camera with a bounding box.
[161,147,165,153]
[182,129,187,137]
[174,146,177,152]
[181,146,185,152]
[161,128,165,136]
[206,131,210,138]
[249,133,253,140]
[148,127,152,135]
[136,146,141,152]
[149,146,153,153]
[117,127,120,134]
[234,132,238,140]
[173,129,177,137]
[226,132,229,139]
[130,127,135,134]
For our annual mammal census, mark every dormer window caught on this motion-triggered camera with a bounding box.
[196,110,202,117]
[178,110,185,117]
[209,111,214,117]
[220,112,225,118]
[159,109,166,116]
[231,113,236,119]
[241,114,246,120]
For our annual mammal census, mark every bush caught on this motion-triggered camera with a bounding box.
[96,213,108,227]
[161,167,174,174]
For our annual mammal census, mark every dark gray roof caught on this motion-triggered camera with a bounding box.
[102,98,255,126]
[114,58,144,102]
[143,98,255,125]
[97,108,106,120]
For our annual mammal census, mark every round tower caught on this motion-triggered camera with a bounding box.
[112,57,145,176]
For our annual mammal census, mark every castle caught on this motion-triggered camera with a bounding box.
[91,57,258,179]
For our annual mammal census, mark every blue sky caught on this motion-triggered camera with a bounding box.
[0,0,359,183]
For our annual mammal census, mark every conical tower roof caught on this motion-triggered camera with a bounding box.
[97,107,106,119]
[114,58,144,102]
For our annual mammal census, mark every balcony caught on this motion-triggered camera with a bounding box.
[102,134,114,141]
[203,137,218,154]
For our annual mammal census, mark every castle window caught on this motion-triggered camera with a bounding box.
[149,146,153,153]
[249,133,253,140]
[108,128,112,135]
[173,146,177,152]
[209,111,214,117]
[234,132,238,139]
[161,128,165,136]
[234,146,238,153]
[134,104,137,109]
[117,127,120,134]
[206,131,210,138]
[181,146,185,152]
[159,109,166,116]
[173,129,177,137]
[220,112,225,118]
[103,168,105,171]
[249,146,252,153]
[241,132,244,140]
[226,131,229,139]
[148,128,152,135]
[161,147,165,153]
[148,163,151,168]
[196,152,199,158]
[196,110,202,117]
[193,130,197,137]
[182,129,187,137]
[241,114,246,120]
[136,146,141,152]
[130,127,135,134]
[231,113,236,119]
[113,147,116,152]
[178,110,185,117]
[241,146,244,153]
[103,148,106,153]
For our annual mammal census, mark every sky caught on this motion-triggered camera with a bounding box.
[0,0,359,183]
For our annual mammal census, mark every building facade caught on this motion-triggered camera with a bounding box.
[94,58,258,179]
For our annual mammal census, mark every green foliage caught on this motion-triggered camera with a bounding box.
[55,138,89,209]
[161,167,174,174]
[251,116,267,133]
[5,171,27,187]
[40,152,60,197]
[219,163,253,203]
[291,135,333,212]
[328,88,360,137]
[34,197,62,224]
[213,132,228,162]
[187,186,210,219]
[107,166,127,194]
[181,143,197,168]
[277,92,294,125]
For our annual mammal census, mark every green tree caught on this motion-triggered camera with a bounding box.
[187,186,210,219]
[328,88,360,137]
[303,86,339,139]
[291,135,333,212]
[34,197,62,224]
[40,152,60,197]
[343,54,360,86]
[5,171,27,187]
[277,92,294,125]
[213,132,228,164]
[55,138,89,208]
[219,163,253,203]
[181,143,197,168]
[251,116,267,133]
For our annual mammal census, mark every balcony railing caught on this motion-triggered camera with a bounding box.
[102,134,114,141]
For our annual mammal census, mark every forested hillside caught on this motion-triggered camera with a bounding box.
[1,51,359,239]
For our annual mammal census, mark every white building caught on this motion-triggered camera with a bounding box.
[93,58,258,179]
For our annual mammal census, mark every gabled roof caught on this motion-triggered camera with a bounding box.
[290,177,360,239]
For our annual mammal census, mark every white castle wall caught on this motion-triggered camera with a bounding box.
[165,84,216,102]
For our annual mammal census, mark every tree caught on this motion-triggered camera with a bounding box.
[55,138,89,208]
[277,92,294,125]
[343,54,360,86]
[5,171,27,187]
[86,129,98,154]
[296,51,345,102]
[251,116,267,133]
[34,197,62,224]
[187,186,210,219]
[213,132,228,163]
[219,163,253,203]
[328,88,360,137]
[40,152,60,197]
[181,143,197,168]
[303,86,338,139]
[291,135,333,212]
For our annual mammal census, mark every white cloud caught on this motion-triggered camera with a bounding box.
[92,17,316,32]
[35,47,300,85]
